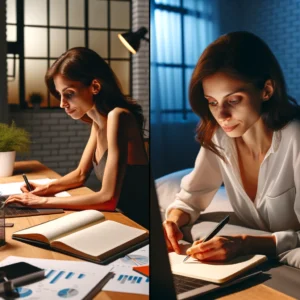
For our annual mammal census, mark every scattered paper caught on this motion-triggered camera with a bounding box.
[0,178,70,197]
[110,245,149,268]
[0,256,112,300]
[103,245,149,295]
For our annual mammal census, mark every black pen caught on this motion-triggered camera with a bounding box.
[22,174,32,192]
[183,215,230,262]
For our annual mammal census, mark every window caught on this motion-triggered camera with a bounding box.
[6,0,132,108]
[151,0,217,122]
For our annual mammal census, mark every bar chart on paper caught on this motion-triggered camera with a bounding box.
[117,274,149,284]
[103,268,149,295]
[0,256,112,300]
[45,269,86,283]
[102,245,149,295]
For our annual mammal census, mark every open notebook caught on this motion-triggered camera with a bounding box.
[169,244,267,284]
[13,210,149,264]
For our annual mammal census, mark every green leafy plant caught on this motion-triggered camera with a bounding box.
[0,121,30,152]
[29,92,43,104]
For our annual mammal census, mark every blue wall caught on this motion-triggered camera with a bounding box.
[152,0,300,179]
[219,0,300,103]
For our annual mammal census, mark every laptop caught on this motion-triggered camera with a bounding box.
[150,178,263,300]
[0,196,64,218]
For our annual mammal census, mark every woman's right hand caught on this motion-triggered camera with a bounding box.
[20,183,50,196]
[163,220,183,254]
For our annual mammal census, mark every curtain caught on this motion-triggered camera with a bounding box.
[151,0,220,178]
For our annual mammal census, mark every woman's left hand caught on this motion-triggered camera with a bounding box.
[186,235,245,262]
[5,193,48,207]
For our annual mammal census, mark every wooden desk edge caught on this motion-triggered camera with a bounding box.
[0,160,148,300]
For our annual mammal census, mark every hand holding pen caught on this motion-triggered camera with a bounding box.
[183,215,230,262]
[22,174,33,192]
[20,176,49,196]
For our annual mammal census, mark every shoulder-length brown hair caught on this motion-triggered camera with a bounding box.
[45,47,145,134]
[189,31,300,160]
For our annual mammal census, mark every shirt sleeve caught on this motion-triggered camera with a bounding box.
[165,146,223,224]
[272,152,300,255]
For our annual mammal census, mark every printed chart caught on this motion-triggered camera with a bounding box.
[0,256,111,300]
[103,245,149,295]
[15,287,33,298]
[57,288,79,298]
[103,268,149,295]
[121,254,149,266]
[45,270,86,284]
[112,245,149,269]
[117,274,150,284]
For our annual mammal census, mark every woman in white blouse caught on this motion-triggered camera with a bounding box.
[163,31,300,261]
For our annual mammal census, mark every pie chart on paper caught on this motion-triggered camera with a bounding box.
[57,288,79,298]
[15,287,33,298]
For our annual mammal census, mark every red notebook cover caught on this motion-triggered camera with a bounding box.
[133,265,149,277]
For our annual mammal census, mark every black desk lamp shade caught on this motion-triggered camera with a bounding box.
[118,27,149,54]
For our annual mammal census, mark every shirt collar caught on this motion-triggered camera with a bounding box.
[269,130,281,153]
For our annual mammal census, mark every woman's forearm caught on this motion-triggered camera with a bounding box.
[43,190,116,211]
[241,235,277,257]
[167,208,191,227]
[46,169,88,194]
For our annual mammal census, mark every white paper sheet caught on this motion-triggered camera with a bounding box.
[103,245,149,295]
[103,266,149,295]
[0,178,70,197]
[110,245,149,268]
[0,256,112,300]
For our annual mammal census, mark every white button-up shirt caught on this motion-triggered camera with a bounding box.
[166,120,300,255]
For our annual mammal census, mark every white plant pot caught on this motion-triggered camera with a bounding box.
[0,151,16,177]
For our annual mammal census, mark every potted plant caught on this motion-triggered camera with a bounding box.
[0,121,30,177]
[28,92,43,110]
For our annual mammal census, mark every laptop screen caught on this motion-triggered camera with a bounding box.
[150,177,177,300]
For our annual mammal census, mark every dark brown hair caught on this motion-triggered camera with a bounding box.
[189,31,300,160]
[45,47,145,134]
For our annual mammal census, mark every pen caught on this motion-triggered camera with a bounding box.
[22,174,32,192]
[183,215,230,262]
[0,271,15,296]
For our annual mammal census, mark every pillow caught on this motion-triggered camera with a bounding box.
[155,168,193,217]
[278,248,300,269]
[155,168,233,221]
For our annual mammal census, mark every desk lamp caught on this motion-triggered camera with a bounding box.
[118,26,149,54]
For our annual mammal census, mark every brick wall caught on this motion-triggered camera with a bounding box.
[240,0,300,102]
[10,110,89,175]
[218,0,300,103]
[132,0,149,136]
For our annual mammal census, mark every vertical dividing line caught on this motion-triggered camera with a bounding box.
[107,0,111,66]
[129,0,133,97]
[66,0,69,50]
[180,0,186,120]
[84,0,88,47]
[17,0,25,108]
[47,0,50,107]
